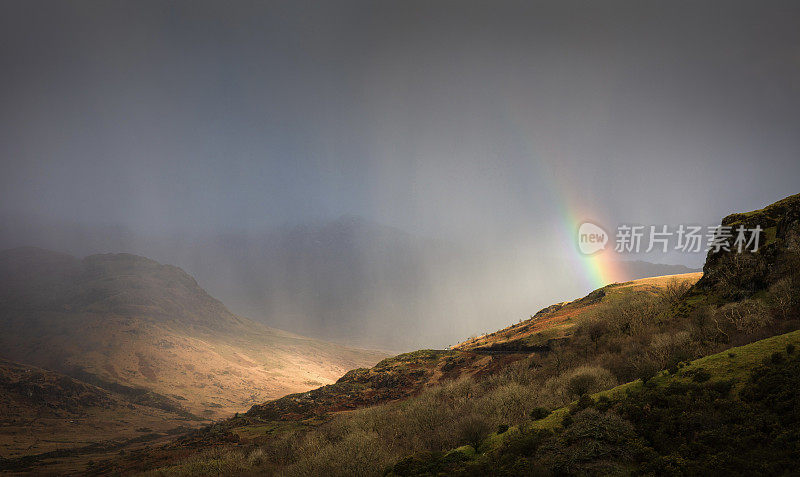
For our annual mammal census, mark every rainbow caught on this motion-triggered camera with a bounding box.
[553,197,627,291]
[500,102,627,292]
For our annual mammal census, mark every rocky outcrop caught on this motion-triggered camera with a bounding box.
[696,193,800,299]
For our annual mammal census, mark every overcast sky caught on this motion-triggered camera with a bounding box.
[2,0,799,245]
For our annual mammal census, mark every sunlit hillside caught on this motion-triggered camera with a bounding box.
[0,248,386,420]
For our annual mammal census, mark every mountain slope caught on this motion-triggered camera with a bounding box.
[0,248,386,419]
[454,272,702,352]
[108,193,800,476]
[0,357,197,472]
[389,329,800,476]
[240,273,702,422]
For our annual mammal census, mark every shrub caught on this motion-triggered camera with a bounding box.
[567,373,597,398]
[691,368,711,382]
[766,277,797,320]
[660,279,692,306]
[476,381,532,426]
[634,358,661,383]
[261,429,304,465]
[667,363,679,375]
[601,350,639,383]
[530,407,551,420]
[545,366,616,404]
[561,413,573,428]
[247,448,267,467]
[547,409,637,475]
[716,299,771,334]
[570,394,594,414]
[578,318,609,350]
[456,414,491,451]
[713,253,768,299]
[648,331,693,368]
[593,295,662,337]
[285,430,394,477]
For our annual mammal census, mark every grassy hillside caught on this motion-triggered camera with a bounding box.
[125,263,798,475]
[233,273,701,425]
[455,273,702,352]
[533,328,800,429]
[391,329,800,475]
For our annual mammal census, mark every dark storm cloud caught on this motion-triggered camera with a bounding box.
[2,0,799,235]
[1,1,799,346]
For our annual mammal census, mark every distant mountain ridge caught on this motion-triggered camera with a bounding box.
[616,260,698,278]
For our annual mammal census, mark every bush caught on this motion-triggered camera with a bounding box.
[456,414,491,451]
[716,299,771,334]
[561,413,573,428]
[766,277,797,320]
[577,318,609,350]
[545,366,616,404]
[592,295,662,337]
[261,430,303,465]
[570,394,594,414]
[530,407,551,420]
[476,381,532,426]
[667,363,679,374]
[660,279,692,306]
[648,331,693,368]
[713,253,768,299]
[547,409,638,475]
[634,358,661,383]
[691,368,711,382]
[567,373,597,398]
[285,430,394,477]
[247,448,267,467]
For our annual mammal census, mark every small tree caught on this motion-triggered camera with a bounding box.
[567,373,598,398]
[635,358,661,383]
[457,414,491,451]
[717,299,770,334]
[768,277,796,321]
[586,318,609,351]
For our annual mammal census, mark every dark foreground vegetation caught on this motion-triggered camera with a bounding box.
[390,332,800,476]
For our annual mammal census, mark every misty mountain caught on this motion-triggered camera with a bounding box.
[0,216,697,350]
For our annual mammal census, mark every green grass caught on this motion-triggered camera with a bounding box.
[528,329,800,432]
[374,349,454,368]
[446,445,477,458]
[673,329,800,389]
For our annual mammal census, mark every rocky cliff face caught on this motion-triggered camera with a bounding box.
[696,193,800,300]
